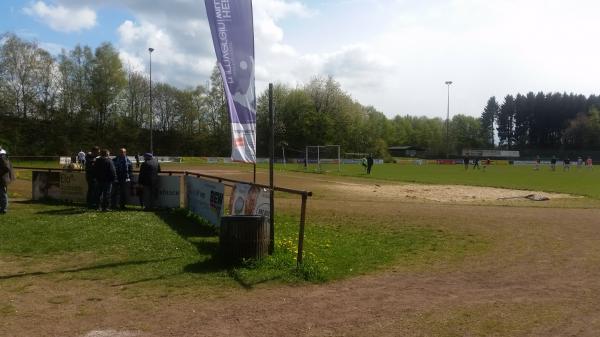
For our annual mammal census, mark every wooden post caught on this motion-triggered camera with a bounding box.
[297,193,308,266]
[268,83,275,255]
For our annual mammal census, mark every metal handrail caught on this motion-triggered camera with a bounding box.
[14,167,312,197]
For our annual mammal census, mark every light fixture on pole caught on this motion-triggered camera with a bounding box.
[149,47,154,154]
[445,80,453,157]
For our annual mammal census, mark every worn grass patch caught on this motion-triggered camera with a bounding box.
[414,302,566,337]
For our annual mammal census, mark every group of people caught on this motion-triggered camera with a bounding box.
[542,155,592,171]
[463,156,491,170]
[361,154,374,174]
[84,146,161,211]
[0,148,15,214]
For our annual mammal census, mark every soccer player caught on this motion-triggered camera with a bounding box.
[472,157,480,170]
[550,156,557,171]
[563,157,571,171]
[586,156,593,170]
[463,156,470,170]
[482,158,491,171]
[534,155,541,171]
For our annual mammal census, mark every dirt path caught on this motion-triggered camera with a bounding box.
[3,202,600,337]
[4,167,600,336]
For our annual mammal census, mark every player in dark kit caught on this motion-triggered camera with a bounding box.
[472,157,480,170]
[463,156,470,170]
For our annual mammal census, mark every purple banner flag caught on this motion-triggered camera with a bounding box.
[205,0,257,163]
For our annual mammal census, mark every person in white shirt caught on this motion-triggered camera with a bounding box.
[77,150,86,167]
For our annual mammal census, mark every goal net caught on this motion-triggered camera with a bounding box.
[305,145,341,172]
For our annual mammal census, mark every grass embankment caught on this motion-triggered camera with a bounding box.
[0,202,484,292]
[279,163,600,199]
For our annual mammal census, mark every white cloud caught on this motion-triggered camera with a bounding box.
[23,1,96,32]
[27,0,600,118]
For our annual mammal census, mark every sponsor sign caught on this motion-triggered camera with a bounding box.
[59,157,72,165]
[155,176,181,208]
[185,176,225,226]
[229,183,270,220]
[59,171,87,202]
[436,159,457,165]
[32,171,61,200]
[462,149,520,158]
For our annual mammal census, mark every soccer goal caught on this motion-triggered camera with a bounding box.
[305,145,341,172]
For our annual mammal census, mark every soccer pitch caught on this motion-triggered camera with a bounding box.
[281,162,600,199]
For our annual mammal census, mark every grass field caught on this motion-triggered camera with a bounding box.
[276,162,600,198]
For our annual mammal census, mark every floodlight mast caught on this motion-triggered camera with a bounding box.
[445,80,453,158]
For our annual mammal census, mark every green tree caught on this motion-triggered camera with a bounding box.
[497,95,515,148]
[450,114,484,153]
[90,42,126,134]
[480,96,499,146]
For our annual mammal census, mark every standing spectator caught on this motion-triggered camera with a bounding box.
[111,148,133,210]
[550,156,557,171]
[463,156,470,170]
[93,149,116,211]
[77,150,86,168]
[366,154,374,174]
[138,153,161,210]
[0,150,15,214]
[85,146,100,209]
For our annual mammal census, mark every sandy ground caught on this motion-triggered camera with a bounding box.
[3,167,600,336]
[327,181,577,203]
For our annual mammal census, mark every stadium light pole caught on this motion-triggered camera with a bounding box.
[445,81,453,158]
[149,47,154,154]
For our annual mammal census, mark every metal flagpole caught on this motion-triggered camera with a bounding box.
[268,83,275,254]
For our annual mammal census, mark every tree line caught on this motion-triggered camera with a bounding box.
[0,32,598,158]
[484,93,600,150]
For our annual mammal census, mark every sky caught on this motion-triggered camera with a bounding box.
[1,0,599,119]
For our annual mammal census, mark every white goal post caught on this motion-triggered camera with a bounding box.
[305,145,341,172]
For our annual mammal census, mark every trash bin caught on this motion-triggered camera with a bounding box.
[220,215,270,262]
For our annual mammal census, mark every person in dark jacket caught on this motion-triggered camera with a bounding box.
[366,154,374,174]
[93,149,116,211]
[138,153,160,210]
[0,150,15,214]
[85,146,100,208]
[111,148,133,210]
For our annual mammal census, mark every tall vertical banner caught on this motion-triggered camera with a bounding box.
[205,0,257,163]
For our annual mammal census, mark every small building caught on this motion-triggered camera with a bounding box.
[388,146,426,157]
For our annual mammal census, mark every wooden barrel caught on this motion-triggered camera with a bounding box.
[220,215,270,262]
